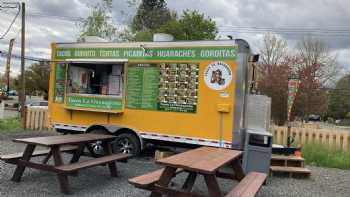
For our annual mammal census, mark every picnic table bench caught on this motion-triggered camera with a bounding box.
[129,146,266,197]
[0,134,131,194]
[0,145,77,164]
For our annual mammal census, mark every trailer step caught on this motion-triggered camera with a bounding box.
[271,155,305,167]
[270,166,311,178]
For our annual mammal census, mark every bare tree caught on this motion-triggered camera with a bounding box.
[259,33,288,66]
[288,36,341,119]
[296,36,341,86]
[257,33,289,125]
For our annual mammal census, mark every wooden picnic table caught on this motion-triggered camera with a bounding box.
[2,134,130,194]
[143,146,245,197]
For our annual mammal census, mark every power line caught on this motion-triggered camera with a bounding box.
[218,25,350,32]
[1,9,84,22]
[0,50,49,63]
[218,25,350,37]
[0,2,20,40]
[26,12,84,22]
[219,30,350,37]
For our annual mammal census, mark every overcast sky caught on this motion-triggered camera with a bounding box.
[1,0,350,76]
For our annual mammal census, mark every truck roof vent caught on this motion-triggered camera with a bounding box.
[79,36,108,43]
[153,33,174,42]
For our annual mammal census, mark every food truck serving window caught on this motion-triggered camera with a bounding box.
[64,63,124,112]
[67,63,123,96]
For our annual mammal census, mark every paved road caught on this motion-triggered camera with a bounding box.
[1,96,44,119]
[2,96,44,106]
[2,110,19,119]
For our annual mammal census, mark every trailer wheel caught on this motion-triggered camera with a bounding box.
[114,133,141,156]
[88,129,108,155]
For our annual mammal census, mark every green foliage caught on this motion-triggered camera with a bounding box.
[0,74,5,91]
[327,74,350,119]
[14,62,50,96]
[134,30,154,41]
[301,143,350,169]
[128,1,217,41]
[117,28,135,41]
[158,10,217,40]
[0,117,21,131]
[131,0,171,32]
[78,1,116,41]
[346,112,350,119]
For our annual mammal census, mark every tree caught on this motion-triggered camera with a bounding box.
[257,34,289,125]
[0,74,5,91]
[78,0,116,41]
[126,1,217,41]
[14,62,50,97]
[131,0,172,32]
[257,63,289,125]
[258,34,339,124]
[291,37,339,118]
[327,74,350,119]
[158,10,217,40]
[296,36,340,86]
[292,62,328,119]
[259,33,287,66]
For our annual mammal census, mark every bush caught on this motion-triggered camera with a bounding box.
[0,118,21,131]
[338,119,350,126]
[301,143,350,169]
[346,112,350,119]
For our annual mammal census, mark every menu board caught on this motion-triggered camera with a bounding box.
[142,66,160,109]
[158,63,199,113]
[126,64,159,110]
[126,63,199,113]
[54,64,66,103]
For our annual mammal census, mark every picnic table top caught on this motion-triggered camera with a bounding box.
[13,134,116,147]
[156,146,242,174]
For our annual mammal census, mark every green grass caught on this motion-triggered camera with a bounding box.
[0,117,21,131]
[301,143,350,170]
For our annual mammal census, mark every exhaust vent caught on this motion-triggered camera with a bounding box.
[153,33,174,42]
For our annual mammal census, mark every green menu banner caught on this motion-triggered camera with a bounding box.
[67,95,122,111]
[54,64,66,103]
[126,64,159,110]
[55,46,237,61]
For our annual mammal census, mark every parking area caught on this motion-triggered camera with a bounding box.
[0,130,350,197]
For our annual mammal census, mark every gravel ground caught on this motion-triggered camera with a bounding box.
[0,130,350,197]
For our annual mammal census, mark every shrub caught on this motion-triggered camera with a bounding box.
[301,143,350,169]
[0,117,21,131]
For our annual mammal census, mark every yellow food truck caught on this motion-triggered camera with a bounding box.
[48,36,258,155]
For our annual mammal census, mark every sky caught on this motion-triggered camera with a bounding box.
[0,0,350,76]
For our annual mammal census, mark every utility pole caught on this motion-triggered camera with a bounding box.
[20,2,26,128]
[5,38,15,95]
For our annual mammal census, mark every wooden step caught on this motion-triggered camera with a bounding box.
[271,155,305,167]
[270,166,311,178]
[55,153,131,173]
[271,155,305,161]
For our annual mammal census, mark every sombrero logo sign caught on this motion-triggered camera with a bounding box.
[204,61,232,90]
